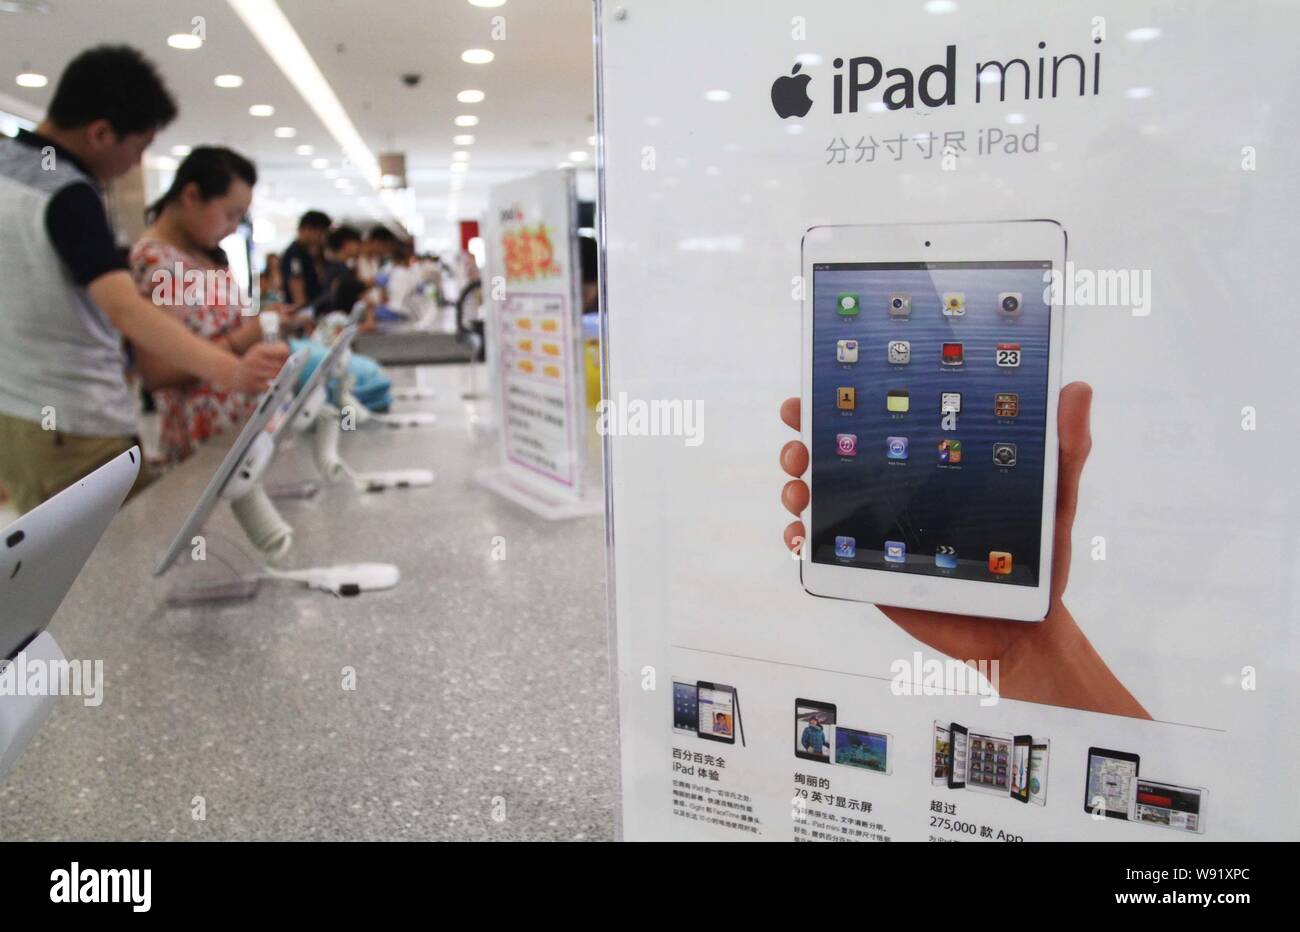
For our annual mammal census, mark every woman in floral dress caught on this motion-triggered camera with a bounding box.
[129,147,281,463]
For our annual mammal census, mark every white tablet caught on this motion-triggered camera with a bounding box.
[963,729,1015,796]
[931,721,951,786]
[799,221,1066,621]
[833,725,891,775]
[1129,779,1206,834]
[154,351,307,576]
[1,446,140,658]
[272,324,359,441]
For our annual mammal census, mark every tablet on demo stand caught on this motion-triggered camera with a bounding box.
[1,446,139,778]
[273,324,435,494]
[154,352,399,600]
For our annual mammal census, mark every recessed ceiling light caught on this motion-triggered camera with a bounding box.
[450,163,468,173]
[214,74,244,88]
[557,161,573,169]
[587,135,597,146]
[452,151,470,161]
[924,0,958,13]
[275,126,297,138]
[468,0,507,7]
[454,114,479,127]
[704,89,731,102]
[461,49,494,64]
[1126,87,1154,99]
[311,158,329,169]
[453,134,475,145]
[15,72,47,88]
[152,155,179,171]
[171,145,191,156]
[295,144,315,155]
[249,104,275,117]
[568,151,588,162]
[457,89,485,103]
[167,33,202,50]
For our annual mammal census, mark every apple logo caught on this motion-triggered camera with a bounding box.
[771,62,812,119]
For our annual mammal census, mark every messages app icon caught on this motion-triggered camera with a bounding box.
[837,294,861,316]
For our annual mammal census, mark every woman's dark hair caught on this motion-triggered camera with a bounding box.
[147,147,257,223]
[48,45,178,136]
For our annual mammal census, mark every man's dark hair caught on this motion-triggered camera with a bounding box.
[327,225,362,252]
[365,224,398,244]
[299,210,332,231]
[47,45,177,136]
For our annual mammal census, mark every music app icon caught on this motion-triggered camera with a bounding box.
[988,551,1013,575]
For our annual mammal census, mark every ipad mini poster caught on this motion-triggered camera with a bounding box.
[599,0,1297,840]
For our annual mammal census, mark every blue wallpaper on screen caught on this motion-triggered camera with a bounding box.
[810,262,1052,587]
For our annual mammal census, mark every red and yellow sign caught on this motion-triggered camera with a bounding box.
[502,223,562,282]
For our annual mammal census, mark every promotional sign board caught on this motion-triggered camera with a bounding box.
[597,0,1298,840]
[480,170,595,517]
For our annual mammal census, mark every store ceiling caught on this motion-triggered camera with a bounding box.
[0,0,596,246]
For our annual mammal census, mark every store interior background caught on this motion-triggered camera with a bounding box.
[0,0,615,840]
[0,0,597,261]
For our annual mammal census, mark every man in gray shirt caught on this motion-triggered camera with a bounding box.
[0,45,288,514]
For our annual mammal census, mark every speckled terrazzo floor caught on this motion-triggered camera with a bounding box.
[0,364,618,840]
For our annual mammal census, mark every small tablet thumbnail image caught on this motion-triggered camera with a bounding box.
[1083,746,1206,833]
[795,698,837,763]
[833,726,891,775]
[932,726,951,783]
[673,679,744,746]
[934,721,1049,805]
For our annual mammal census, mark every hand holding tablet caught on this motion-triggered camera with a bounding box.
[779,224,1148,717]
[781,387,1145,717]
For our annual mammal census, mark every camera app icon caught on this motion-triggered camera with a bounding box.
[888,293,912,317]
[997,292,1023,318]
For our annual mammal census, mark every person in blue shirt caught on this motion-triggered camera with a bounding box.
[801,715,829,757]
